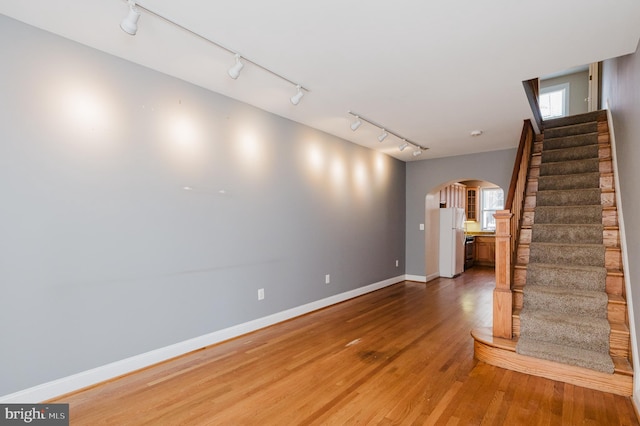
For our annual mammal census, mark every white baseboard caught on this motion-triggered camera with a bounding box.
[0,275,405,403]
[405,274,427,282]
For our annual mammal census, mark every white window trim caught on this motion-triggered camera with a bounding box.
[540,82,570,118]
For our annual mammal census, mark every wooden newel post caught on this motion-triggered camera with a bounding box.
[493,209,513,339]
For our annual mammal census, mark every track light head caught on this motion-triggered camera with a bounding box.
[290,85,304,105]
[412,149,422,157]
[350,117,362,131]
[120,1,141,35]
[378,130,388,142]
[228,54,244,79]
[399,141,409,151]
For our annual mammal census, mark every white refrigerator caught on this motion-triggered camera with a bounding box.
[439,207,465,278]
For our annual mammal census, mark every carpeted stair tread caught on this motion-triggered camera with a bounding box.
[519,309,611,353]
[531,223,603,244]
[535,188,601,206]
[544,122,598,139]
[539,158,600,176]
[534,205,602,224]
[523,285,608,318]
[543,132,598,151]
[529,242,605,267]
[537,172,600,190]
[541,144,599,163]
[525,263,607,292]
[516,337,615,373]
[543,111,604,128]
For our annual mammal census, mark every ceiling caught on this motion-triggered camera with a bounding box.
[2,1,639,161]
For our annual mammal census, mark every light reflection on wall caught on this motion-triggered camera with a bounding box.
[302,138,391,203]
[161,106,205,171]
[49,82,118,151]
[233,128,269,179]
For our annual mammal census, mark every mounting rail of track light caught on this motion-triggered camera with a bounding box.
[347,111,429,154]
[120,0,309,104]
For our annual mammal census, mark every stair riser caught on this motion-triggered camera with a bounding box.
[542,145,599,163]
[519,316,609,353]
[535,189,602,207]
[512,292,626,323]
[527,174,615,193]
[514,267,623,295]
[519,228,619,248]
[512,316,628,358]
[543,133,598,151]
[518,246,621,270]
[543,111,606,128]
[544,122,598,139]
[533,206,603,225]
[524,293,607,318]
[522,210,618,227]
[538,173,600,190]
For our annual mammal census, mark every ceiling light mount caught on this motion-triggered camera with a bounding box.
[120,0,141,35]
[228,54,244,79]
[351,116,362,131]
[347,111,429,155]
[290,85,304,105]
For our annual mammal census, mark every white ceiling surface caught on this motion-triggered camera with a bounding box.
[2,1,640,162]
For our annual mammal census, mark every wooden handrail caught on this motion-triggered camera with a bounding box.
[523,78,544,133]
[493,119,535,339]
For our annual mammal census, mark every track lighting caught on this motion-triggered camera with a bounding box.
[290,85,304,105]
[120,0,141,35]
[347,111,428,155]
[118,2,309,104]
[228,54,244,79]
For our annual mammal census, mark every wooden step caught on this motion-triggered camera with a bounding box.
[471,327,632,396]
[518,227,620,248]
[512,285,627,323]
[521,207,618,228]
[511,309,629,358]
[513,264,625,296]
[516,244,621,272]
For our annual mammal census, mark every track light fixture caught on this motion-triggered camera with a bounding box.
[290,85,304,105]
[348,111,428,156]
[120,0,141,35]
[119,2,308,104]
[351,117,362,131]
[228,54,244,79]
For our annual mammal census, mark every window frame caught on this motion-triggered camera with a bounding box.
[539,82,570,119]
[480,187,504,231]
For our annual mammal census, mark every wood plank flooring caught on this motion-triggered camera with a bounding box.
[50,267,638,425]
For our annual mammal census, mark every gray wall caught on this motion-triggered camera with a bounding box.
[405,149,516,277]
[601,42,640,395]
[0,16,406,396]
[541,70,589,116]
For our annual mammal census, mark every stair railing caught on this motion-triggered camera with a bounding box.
[493,119,535,339]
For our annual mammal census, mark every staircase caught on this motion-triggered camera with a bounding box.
[472,110,633,396]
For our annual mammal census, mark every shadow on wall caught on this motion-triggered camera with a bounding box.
[425,179,503,281]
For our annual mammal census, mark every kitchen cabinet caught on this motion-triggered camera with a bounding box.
[466,187,479,221]
[439,183,466,209]
[474,235,495,267]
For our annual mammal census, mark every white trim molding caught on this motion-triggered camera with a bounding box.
[0,275,406,403]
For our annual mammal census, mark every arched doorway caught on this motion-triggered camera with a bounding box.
[424,179,504,281]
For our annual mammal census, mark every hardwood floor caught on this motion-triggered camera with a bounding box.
[50,267,638,425]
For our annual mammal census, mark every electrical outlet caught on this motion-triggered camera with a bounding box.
[396,260,399,267]
[419,223,425,231]
[325,274,331,284]
[258,288,265,300]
